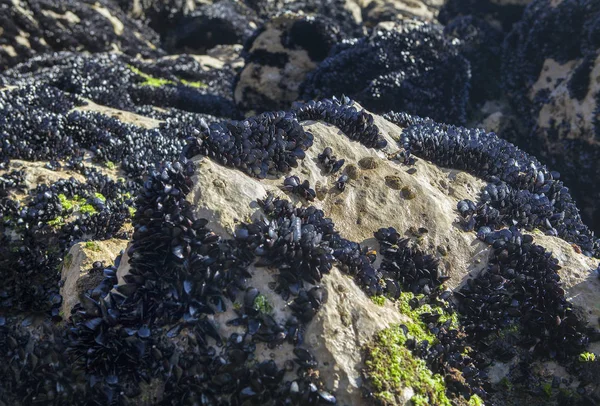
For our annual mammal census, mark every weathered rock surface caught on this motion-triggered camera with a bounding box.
[186,114,488,288]
[109,105,600,405]
[356,0,444,26]
[3,2,600,405]
[60,239,128,318]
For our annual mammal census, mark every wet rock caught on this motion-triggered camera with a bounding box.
[115,0,197,36]
[162,1,261,54]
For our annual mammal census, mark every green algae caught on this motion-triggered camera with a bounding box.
[371,295,386,306]
[541,382,552,398]
[57,194,97,216]
[468,394,484,406]
[579,351,596,362]
[128,65,173,87]
[363,290,470,405]
[395,292,459,346]
[48,217,65,227]
[253,294,273,314]
[180,78,207,89]
[128,65,207,89]
[365,324,452,406]
[84,241,101,252]
[94,192,106,203]
[79,203,97,215]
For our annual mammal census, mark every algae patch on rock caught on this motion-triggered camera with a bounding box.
[364,323,452,406]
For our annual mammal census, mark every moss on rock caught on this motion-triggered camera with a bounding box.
[364,324,452,406]
[128,65,207,89]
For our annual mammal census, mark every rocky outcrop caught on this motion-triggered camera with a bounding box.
[110,101,599,405]
[356,0,445,26]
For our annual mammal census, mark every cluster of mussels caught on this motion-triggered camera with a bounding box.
[0,53,239,120]
[384,112,600,399]
[292,97,387,149]
[317,147,344,175]
[0,165,135,315]
[385,112,600,257]
[181,97,387,178]
[300,23,471,126]
[234,193,493,402]
[1,160,346,404]
[456,227,594,357]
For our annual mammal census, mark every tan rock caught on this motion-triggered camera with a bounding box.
[533,55,600,146]
[234,13,345,111]
[76,98,163,129]
[60,239,128,318]
[357,0,441,26]
[305,267,410,406]
[187,111,488,289]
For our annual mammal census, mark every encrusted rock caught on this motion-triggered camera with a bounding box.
[501,0,600,232]
[234,13,347,112]
[60,239,128,318]
[356,0,444,26]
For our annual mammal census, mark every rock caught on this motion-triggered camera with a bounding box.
[60,239,128,318]
[115,0,197,35]
[174,106,600,404]
[300,21,471,125]
[501,0,600,232]
[3,3,600,404]
[304,267,410,406]
[234,13,347,112]
[246,0,363,36]
[183,112,488,290]
[0,51,240,119]
[356,0,444,26]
